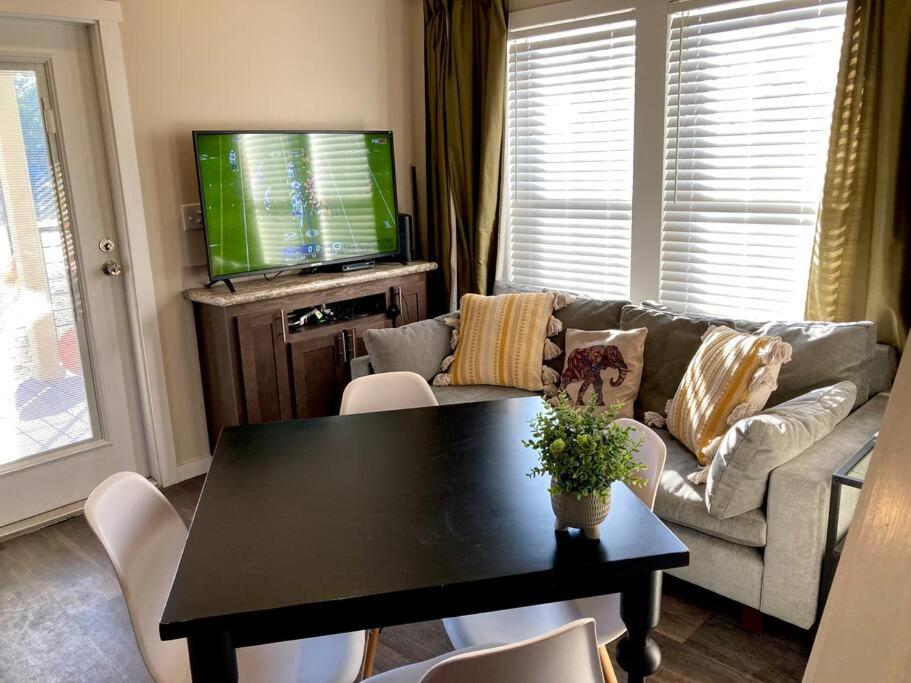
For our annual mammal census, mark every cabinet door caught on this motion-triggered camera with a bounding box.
[397,279,428,325]
[289,330,349,418]
[347,315,394,359]
[236,311,293,424]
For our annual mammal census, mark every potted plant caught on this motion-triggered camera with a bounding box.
[524,395,647,540]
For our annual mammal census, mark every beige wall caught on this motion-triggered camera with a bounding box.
[119,0,425,467]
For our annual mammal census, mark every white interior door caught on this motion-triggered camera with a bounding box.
[0,19,147,528]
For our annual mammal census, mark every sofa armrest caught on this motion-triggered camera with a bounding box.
[761,393,889,628]
[350,355,373,379]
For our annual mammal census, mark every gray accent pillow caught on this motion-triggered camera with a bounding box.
[619,304,735,415]
[756,321,876,409]
[362,319,452,381]
[706,382,857,519]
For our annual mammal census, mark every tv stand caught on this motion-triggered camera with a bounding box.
[184,261,437,450]
[206,278,236,293]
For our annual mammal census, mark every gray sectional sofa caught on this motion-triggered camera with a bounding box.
[351,283,897,629]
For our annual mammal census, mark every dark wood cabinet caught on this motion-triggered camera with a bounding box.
[188,264,434,451]
[236,311,293,425]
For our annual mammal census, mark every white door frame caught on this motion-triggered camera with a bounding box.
[0,0,179,485]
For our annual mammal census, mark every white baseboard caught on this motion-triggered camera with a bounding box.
[0,500,85,542]
[177,454,212,482]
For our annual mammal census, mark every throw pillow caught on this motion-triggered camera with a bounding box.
[433,291,574,392]
[557,327,647,418]
[705,382,857,519]
[659,325,793,471]
[618,304,736,416]
[362,318,452,381]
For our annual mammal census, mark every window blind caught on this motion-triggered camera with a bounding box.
[505,14,635,299]
[661,0,846,320]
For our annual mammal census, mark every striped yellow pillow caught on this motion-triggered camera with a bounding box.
[666,325,792,470]
[433,292,565,392]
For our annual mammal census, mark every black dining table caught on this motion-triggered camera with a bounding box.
[160,396,689,682]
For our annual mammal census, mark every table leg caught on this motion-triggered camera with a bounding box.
[187,631,238,682]
[615,571,662,683]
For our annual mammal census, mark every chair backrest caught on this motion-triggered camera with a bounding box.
[614,418,667,510]
[339,370,438,416]
[421,619,603,683]
[85,472,190,683]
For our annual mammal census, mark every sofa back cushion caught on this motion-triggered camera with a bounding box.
[619,305,736,415]
[756,321,876,409]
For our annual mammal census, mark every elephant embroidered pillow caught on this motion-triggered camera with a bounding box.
[557,328,648,418]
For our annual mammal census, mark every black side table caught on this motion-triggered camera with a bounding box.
[818,435,877,618]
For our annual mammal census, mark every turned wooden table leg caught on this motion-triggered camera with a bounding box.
[616,571,663,683]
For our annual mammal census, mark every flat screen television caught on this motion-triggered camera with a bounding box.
[193,130,399,282]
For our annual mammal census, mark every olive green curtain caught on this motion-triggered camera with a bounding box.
[806,0,911,348]
[423,0,507,310]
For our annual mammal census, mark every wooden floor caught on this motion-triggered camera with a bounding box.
[0,477,811,682]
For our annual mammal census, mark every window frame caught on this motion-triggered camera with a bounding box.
[503,0,843,317]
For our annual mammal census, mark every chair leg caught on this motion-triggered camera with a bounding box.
[362,628,381,679]
[598,644,619,683]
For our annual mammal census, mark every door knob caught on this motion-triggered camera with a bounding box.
[102,260,122,277]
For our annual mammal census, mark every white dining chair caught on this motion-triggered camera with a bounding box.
[365,618,604,683]
[339,370,439,677]
[340,370,439,416]
[85,472,366,683]
[442,419,667,683]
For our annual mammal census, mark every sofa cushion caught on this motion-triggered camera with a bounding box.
[619,305,736,415]
[653,430,767,547]
[362,319,452,381]
[707,382,857,519]
[431,385,539,406]
[756,321,876,409]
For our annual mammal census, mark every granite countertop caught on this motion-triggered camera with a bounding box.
[183,261,438,307]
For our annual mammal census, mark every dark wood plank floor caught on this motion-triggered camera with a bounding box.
[0,477,811,682]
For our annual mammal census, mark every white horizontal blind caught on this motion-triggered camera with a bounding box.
[505,14,635,298]
[661,0,846,320]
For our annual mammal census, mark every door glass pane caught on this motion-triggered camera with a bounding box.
[0,66,96,465]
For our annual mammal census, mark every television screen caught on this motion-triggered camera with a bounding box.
[194,130,399,279]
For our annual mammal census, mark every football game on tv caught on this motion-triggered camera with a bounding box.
[194,130,399,279]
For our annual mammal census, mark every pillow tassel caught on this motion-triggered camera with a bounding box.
[687,467,710,486]
[440,354,454,372]
[543,338,562,361]
[726,401,753,426]
[551,291,577,311]
[644,411,666,429]
[432,372,452,387]
[541,365,560,387]
[546,315,563,337]
[450,329,460,350]
[748,364,779,395]
[758,337,792,365]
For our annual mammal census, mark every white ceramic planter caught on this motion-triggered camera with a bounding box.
[551,487,611,540]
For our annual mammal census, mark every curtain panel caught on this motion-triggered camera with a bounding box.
[806,0,911,348]
[424,0,507,310]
